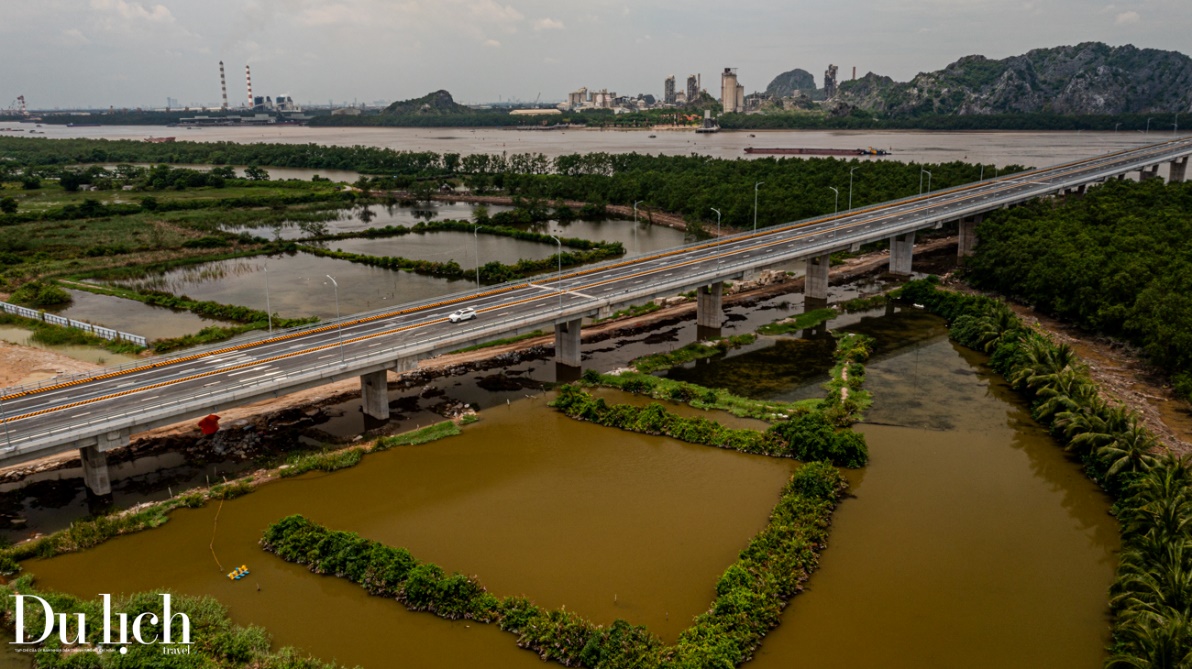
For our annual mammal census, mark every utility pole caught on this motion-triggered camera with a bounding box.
[633,201,643,256]
[828,187,839,217]
[325,275,344,366]
[710,208,722,269]
[848,167,858,213]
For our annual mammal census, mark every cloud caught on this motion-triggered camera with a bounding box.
[483,38,501,48]
[533,17,565,31]
[89,0,175,24]
[1115,10,1140,24]
[57,28,92,46]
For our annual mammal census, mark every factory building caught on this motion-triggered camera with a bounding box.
[720,68,744,114]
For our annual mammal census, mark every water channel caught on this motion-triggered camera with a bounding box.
[15,285,1118,667]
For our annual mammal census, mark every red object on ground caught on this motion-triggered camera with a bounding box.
[198,414,221,435]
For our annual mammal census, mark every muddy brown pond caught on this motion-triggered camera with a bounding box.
[19,308,1118,668]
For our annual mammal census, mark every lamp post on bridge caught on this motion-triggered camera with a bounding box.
[633,200,643,256]
[828,187,839,218]
[752,182,763,231]
[920,169,933,195]
[325,274,344,366]
[263,261,272,333]
[0,396,13,452]
[1146,118,1153,134]
[549,235,563,312]
[710,208,722,270]
[472,223,481,290]
[848,167,858,213]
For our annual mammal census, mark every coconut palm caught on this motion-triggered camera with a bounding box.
[1010,336,1080,392]
[1058,401,1135,457]
[1107,610,1192,669]
[1099,424,1161,479]
[1032,367,1098,423]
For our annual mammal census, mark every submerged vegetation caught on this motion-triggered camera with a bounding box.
[261,460,848,668]
[898,278,1192,666]
[630,334,757,374]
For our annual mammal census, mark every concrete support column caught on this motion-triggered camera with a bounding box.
[804,253,830,301]
[958,215,982,259]
[889,232,916,276]
[554,319,582,368]
[360,370,390,421]
[1141,165,1162,181]
[1171,157,1188,184]
[696,283,723,329]
[80,446,111,496]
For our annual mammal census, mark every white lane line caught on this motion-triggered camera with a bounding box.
[227,367,272,377]
[72,412,91,418]
[317,354,336,360]
[240,373,283,383]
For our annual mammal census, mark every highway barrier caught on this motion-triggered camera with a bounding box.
[0,301,148,348]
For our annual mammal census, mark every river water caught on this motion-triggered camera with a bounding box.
[4,122,1176,169]
[18,295,1117,667]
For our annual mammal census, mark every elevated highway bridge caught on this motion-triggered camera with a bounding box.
[2,138,1191,493]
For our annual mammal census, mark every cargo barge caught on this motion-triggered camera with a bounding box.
[744,147,892,156]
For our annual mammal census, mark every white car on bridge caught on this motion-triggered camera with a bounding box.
[448,307,477,323]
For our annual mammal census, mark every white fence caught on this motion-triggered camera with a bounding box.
[0,301,148,347]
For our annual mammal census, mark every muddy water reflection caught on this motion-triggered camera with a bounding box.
[27,395,797,668]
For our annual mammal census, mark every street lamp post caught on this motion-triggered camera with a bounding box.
[710,208,722,269]
[920,169,933,195]
[633,200,643,256]
[472,223,481,290]
[263,261,272,333]
[828,187,839,217]
[1146,118,1154,134]
[1176,113,1181,135]
[847,167,858,213]
[549,235,563,311]
[752,182,763,231]
[325,274,344,366]
[0,396,13,452]
[1115,122,1122,133]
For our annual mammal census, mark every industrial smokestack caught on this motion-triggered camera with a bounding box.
[219,61,229,110]
[852,66,857,81]
[246,65,253,109]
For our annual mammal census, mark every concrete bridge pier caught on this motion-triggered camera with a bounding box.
[805,253,830,302]
[78,429,128,496]
[554,319,583,368]
[696,283,723,340]
[958,215,982,259]
[889,232,916,276]
[1140,165,1162,181]
[1171,157,1188,184]
[360,370,390,421]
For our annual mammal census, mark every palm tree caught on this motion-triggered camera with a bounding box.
[1010,336,1080,392]
[1107,609,1192,668]
[1033,367,1098,423]
[1099,424,1160,479]
[1058,401,1135,457]
[971,304,1021,353]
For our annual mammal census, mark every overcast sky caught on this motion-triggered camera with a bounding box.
[3,0,1188,109]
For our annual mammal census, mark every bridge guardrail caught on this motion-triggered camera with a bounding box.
[0,301,148,349]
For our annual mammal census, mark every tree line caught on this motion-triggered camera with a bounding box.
[964,179,1192,399]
